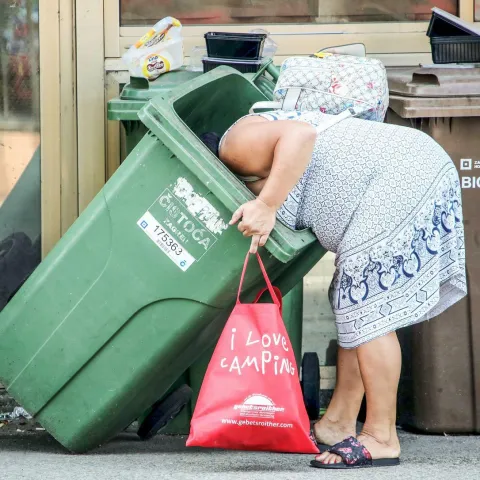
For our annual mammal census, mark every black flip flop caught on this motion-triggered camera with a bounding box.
[315,442,331,453]
[310,436,400,469]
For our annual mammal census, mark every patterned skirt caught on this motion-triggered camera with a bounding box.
[295,116,467,348]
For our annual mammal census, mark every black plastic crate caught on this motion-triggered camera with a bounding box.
[431,36,480,64]
[426,7,480,63]
[203,57,264,74]
[202,57,264,73]
[204,32,267,60]
[427,9,473,37]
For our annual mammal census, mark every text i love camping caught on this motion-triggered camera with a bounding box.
[220,328,296,377]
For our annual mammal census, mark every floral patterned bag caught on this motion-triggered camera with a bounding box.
[250,54,389,122]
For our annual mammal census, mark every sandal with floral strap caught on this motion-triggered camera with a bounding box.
[315,440,330,453]
[310,436,400,469]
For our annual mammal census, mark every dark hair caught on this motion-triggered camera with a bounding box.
[199,132,221,157]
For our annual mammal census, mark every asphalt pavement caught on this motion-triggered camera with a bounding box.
[0,429,479,480]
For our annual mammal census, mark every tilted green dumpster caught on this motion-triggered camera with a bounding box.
[0,68,325,452]
[108,63,308,436]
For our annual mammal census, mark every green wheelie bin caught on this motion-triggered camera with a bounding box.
[108,62,311,437]
[0,68,325,452]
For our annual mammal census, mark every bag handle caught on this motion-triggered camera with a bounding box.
[249,101,282,114]
[314,43,367,58]
[250,88,302,113]
[314,108,356,133]
[237,252,281,309]
[253,286,283,314]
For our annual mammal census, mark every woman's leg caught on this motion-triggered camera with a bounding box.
[314,346,364,445]
[317,332,402,464]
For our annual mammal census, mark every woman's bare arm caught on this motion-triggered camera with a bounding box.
[257,122,317,209]
[221,119,317,204]
[225,119,317,253]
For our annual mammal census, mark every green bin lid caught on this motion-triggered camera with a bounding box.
[108,63,279,121]
[120,68,202,101]
[108,68,203,121]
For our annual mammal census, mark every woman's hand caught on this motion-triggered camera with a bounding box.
[230,199,277,254]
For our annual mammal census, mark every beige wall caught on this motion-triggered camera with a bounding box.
[0,132,40,207]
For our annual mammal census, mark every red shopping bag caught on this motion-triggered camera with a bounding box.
[186,253,319,454]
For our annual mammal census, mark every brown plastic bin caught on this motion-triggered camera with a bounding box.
[386,67,480,434]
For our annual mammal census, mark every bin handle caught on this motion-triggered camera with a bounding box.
[130,76,150,90]
[411,72,440,86]
[265,62,280,83]
[251,58,275,82]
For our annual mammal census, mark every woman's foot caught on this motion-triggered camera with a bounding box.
[313,415,357,449]
[315,427,401,465]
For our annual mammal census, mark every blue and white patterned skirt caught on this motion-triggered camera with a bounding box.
[292,114,467,348]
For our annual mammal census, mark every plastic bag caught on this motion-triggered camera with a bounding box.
[249,28,278,58]
[186,253,319,454]
[316,43,366,58]
[122,17,184,81]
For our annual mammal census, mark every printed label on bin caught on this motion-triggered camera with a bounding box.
[172,178,228,236]
[138,182,223,271]
[138,212,195,271]
[459,158,480,190]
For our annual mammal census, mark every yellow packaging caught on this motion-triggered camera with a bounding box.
[123,17,183,81]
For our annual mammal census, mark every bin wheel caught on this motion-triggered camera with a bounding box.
[301,352,320,421]
[137,385,193,441]
[0,233,35,310]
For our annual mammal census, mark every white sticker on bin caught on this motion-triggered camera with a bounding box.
[138,211,195,271]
